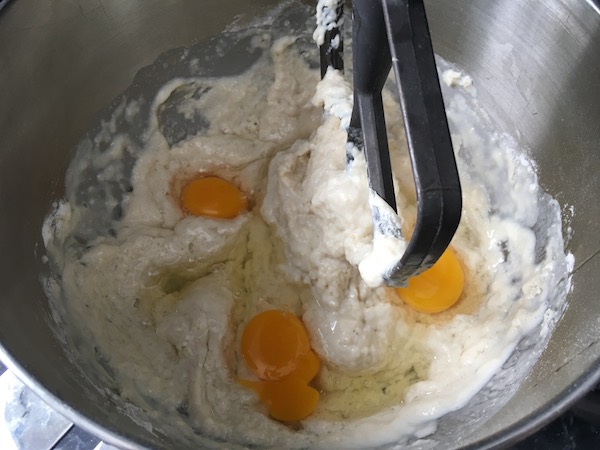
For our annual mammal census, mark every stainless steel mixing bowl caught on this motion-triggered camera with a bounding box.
[0,0,599,448]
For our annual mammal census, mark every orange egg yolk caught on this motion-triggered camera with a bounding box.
[180,176,246,219]
[239,310,321,422]
[241,310,311,380]
[238,377,320,423]
[396,248,465,314]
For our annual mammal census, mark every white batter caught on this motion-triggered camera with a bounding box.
[42,27,572,450]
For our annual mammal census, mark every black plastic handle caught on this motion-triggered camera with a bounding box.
[349,0,397,214]
[318,0,345,77]
[350,0,462,286]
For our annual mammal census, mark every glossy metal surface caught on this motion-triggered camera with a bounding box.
[0,0,598,448]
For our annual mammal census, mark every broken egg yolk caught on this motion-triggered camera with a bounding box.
[396,248,464,314]
[180,176,246,219]
[239,310,321,422]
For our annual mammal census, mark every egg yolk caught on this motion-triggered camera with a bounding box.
[396,248,464,314]
[241,310,311,380]
[239,377,320,422]
[180,176,246,219]
[239,310,321,422]
[291,350,321,383]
